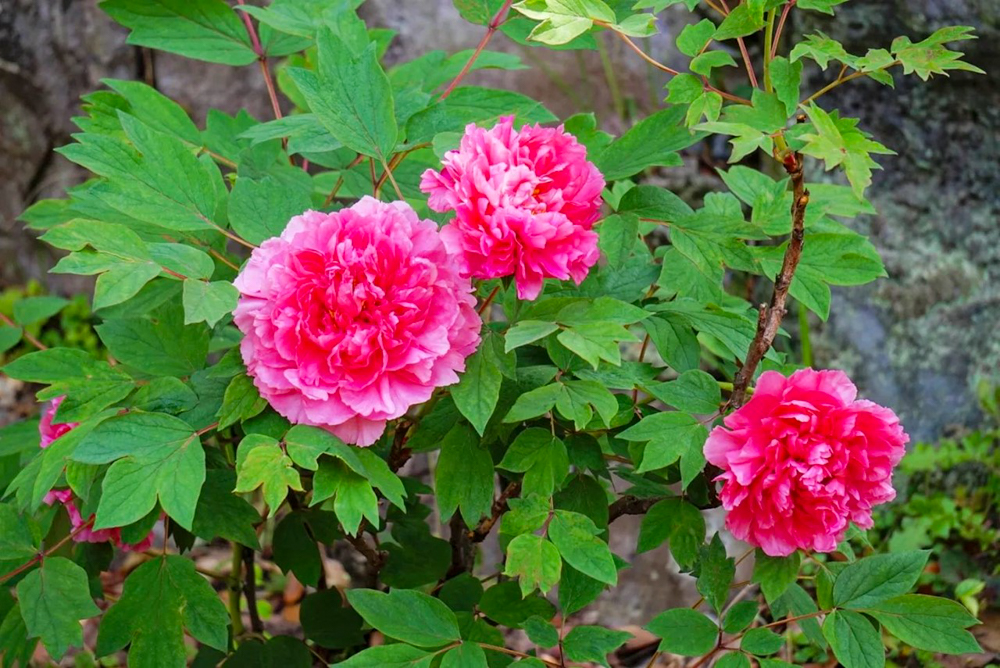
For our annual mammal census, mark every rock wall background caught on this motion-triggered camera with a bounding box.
[0,0,996,626]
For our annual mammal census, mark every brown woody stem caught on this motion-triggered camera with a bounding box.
[729,152,808,408]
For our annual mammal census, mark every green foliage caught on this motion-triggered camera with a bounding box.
[1,1,986,667]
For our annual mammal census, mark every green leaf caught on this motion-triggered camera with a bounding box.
[595,107,701,181]
[504,385,563,422]
[562,626,632,668]
[17,557,99,660]
[100,0,257,65]
[228,174,313,245]
[799,105,895,198]
[290,29,397,161]
[722,600,759,634]
[716,654,752,668]
[498,429,569,497]
[435,424,495,525]
[513,0,615,46]
[0,325,21,354]
[94,262,163,310]
[618,411,706,473]
[677,19,716,56]
[797,0,849,13]
[0,503,40,560]
[505,321,560,352]
[441,643,488,668]
[12,296,69,327]
[697,533,735,612]
[598,213,640,268]
[556,380,618,429]
[335,644,434,667]
[666,73,704,104]
[790,31,857,70]
[0,603,38,668]
[833,551,929,609]
[97,555,229,665]
[191,469,261,548]
[73,411,205,530]
[690,50,738,76]
[865,594,981,655]
[182,280,238,328]
[741,627,784,656]
[300,589,365,650]
[217,373,267,430]
[634,0,699,10]
[285,424,365,474]
[235,434,303,516]
[346,589,461,648]
[685,91,723,126]
[454,0,506,25]
[96,301,209,377]
[352,448,407,509]
[753,550,801,603]
[646,608,718,656]
[769,56,802,118]
[312,459,380,535]
[643,314,700,373]
[713,0,765,40]
[645,370,720,413]
[636,498,705,568]
[758,232,886,320]
[405,86,556,146]
[480,581,555,627]
[272,510,327,587]
[452,344,503,436]
[821,610,884,668]
[548,509,617,585]
[892,26,984,80]
[504,534,562,597]
[2,348,134,423]
[103,78,201,145]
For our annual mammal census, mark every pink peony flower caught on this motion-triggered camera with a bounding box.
[233,197,481,446]
[39,395,77,449]
[704,369,908,557]
[420,116,605,300]
[38,397,156,552]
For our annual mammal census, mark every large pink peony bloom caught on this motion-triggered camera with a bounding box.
[420,116,605,300]
[704,369,908,557]
[233,197,481,446]
[38,397,155,552]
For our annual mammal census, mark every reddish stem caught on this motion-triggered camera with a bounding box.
[477,285,501,315]
[0,311,47,351]
[771,0,796,60]
[439,0,515,100]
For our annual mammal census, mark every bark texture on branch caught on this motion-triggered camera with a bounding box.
[729,152,809,408]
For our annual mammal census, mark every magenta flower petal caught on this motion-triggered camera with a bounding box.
[421,117,604,300]
[704,369,908,556]
[233,197,481,446]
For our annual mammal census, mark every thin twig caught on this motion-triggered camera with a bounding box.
[771,0,796,61]
[242,546,264,634]
[728,152,808,408]
[477,285,502,316]
[0,311,46,350]
[324,155,366,207]
[0,518,96,584]
[800,63,900,107]
[469,482,521,542]
[440,0,515,100]
[736,37,759,88]
[478,643,561,667]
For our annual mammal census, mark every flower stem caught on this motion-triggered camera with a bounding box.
[440,0,515,100]
[0,311,47,351]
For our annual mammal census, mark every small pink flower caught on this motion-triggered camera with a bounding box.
[38,397,156,552]
[420,117,604,300]
[704,369,908,557]
[233,197,481,446]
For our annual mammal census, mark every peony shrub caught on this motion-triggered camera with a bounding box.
[0,1,987,667]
